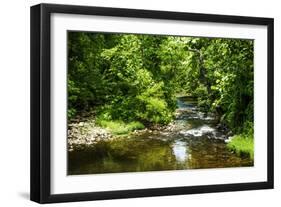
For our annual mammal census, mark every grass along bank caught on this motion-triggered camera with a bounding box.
[96,119,145,135]
[226,121,254,160]
[227,134,254,160]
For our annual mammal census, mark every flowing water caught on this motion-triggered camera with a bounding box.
[68,97,253,175]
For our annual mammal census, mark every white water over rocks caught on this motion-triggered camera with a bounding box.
[179,125,216,137]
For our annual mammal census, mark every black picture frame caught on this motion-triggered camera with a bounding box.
[30,3,274,204]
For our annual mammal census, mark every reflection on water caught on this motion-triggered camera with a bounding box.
[172,140,188,162]
[68,97,253,175]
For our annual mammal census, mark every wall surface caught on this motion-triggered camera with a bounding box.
[0,0,279,206]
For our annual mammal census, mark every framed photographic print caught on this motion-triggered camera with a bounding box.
[30,3,274,203]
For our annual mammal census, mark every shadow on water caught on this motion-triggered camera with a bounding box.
[68,96,253,175]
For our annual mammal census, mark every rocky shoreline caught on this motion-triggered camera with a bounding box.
[67,117,180,151]
[68,118,113,151]
[68,107,230,151]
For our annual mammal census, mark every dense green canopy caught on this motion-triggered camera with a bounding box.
[68,32,253,136]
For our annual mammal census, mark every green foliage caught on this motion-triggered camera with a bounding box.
[183,38,254,134]
[67,32,115,113]
[96,34,176,125]
[193,84,209,112]
[136,96,172,124]
[67,108,77,120]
